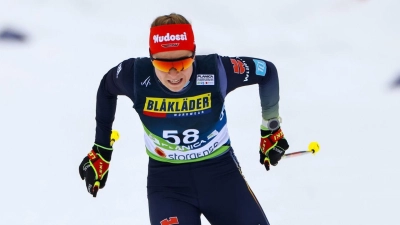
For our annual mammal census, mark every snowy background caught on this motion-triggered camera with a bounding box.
[1,0,399,224]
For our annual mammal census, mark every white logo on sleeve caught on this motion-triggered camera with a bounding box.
[116,63,122,78]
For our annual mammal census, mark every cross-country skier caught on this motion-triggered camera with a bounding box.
[79,13,289,225]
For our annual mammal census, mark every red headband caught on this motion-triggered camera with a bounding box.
[149,24,195,55]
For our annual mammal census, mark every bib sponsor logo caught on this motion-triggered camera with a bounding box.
[196,74,215,85]
[144,125,230,161]
[155,147,166,158]
[207,130,219,140]
[165,141,219,160]
[143,93,212,118]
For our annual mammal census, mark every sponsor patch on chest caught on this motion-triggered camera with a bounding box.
[143,93,212,118]
[196,74,215,85]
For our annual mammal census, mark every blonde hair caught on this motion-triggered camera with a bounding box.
[151,13,190,27]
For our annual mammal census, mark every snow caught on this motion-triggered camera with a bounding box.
[1,0,399,224]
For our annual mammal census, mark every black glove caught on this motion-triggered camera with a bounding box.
[259,127,289,171]
[79,144,113,197]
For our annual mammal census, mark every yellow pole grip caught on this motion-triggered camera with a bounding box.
[110,130,120,146]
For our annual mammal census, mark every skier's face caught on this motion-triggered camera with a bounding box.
[152,50,194,92]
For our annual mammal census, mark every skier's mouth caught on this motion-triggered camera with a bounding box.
[168,78,183,85]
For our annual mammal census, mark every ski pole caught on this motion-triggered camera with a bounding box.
[283,141,320,159]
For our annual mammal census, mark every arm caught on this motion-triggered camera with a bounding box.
[219,55,288,171]
[219,56,279,121]
[94,58,136,147]
[79,58,136,197]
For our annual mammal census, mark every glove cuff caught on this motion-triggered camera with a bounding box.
[93,143,113,162]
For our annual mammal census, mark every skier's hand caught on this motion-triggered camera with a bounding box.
[259,128,289,171]
[79,144,113,197]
